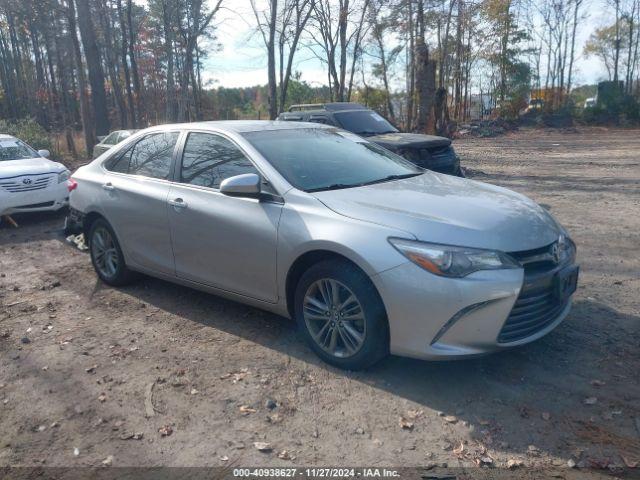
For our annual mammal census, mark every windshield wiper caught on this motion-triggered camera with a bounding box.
[307,183,363,192]
[360,173,422,186]
[308,173,422,193]
[355,130,397,136]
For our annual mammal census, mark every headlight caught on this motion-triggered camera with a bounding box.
[389,238,520,278]
[58,170,71,183]
[558,233,576,265]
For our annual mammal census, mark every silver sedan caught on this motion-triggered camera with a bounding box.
[68,121,579,370]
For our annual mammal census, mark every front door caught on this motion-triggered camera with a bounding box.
[167,131,282,303]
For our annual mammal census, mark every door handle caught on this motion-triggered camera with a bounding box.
[102,183,115,191]
[168,198,188,209]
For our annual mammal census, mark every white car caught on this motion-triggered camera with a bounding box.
[0,134,74,216]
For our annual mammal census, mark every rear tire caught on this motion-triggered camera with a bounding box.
[88,218,137,286]
[294,260,389,370]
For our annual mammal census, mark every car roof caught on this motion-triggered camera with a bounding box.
[0,134,16,140]
[287,102,368,113]
[145,120,332,134]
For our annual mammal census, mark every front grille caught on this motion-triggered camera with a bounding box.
[510,241,558,274]
[498,287,567,343]
[417,145,457,173]
[499,242,569,343]
[0,175,53,193]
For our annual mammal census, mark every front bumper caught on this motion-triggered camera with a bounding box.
[372,260,575,360]
[0,180,69,216]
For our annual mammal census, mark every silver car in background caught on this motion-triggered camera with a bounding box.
[93,130,137,159]
[68,122,578,370]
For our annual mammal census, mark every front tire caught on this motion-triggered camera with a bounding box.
[88,218,136,286]
[294,260,389,370]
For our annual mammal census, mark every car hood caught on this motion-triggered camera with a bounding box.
[0,158,66,179]
[367,132,451,150]
[312,173,561,252]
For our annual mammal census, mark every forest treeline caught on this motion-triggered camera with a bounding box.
[1,0,639,156]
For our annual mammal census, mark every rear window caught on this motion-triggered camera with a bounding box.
[333,110,397,136]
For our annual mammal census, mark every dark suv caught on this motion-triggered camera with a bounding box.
[278,103,462,176]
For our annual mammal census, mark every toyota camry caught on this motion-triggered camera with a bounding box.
[67,122,578,370]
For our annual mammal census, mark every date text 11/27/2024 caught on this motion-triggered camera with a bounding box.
[232,468,401,478]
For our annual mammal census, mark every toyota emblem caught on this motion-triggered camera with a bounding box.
[22,178,33,185]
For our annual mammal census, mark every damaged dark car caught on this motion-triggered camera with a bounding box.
[277,102,463,177]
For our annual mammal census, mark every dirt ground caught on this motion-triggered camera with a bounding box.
[1,127,639,477]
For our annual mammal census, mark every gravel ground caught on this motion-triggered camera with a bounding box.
[1,127,639,478]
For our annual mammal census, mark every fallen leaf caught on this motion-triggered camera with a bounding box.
[407,409,423,419]
[190,388,199,395]
[541,412,551,421]
[85,365,97,374]
[98,393,107,403]
[590,379,606,387]
[278,450,291,460]
[102,455,113,466]
[443,415,458,424]
[73,448,80,457]
[220,455,229,461]
[621,456,639,468]
[239,405,256,415]
[453,442,464,455]
[583,397,598,405]
[254,442,272,452]
[567,459,576,468]
[266,413,283,424]
[479,419,490,426]
[158,425,173,437]
[507,459,524,469]
[399,416,414,430]
[527,445,540,456]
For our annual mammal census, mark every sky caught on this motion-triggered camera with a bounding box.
[202,0,612,91]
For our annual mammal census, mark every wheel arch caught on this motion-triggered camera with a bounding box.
[284,248,387,323]
[82,211,107,239]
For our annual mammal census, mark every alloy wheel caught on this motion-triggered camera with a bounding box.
[303,278,366,358]
[92,226,119,278]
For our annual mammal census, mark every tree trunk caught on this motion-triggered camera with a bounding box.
[161,0,177,122]
[99,0,127,128]
[66,0,96,155]
[566,0,582,103]
[117,0,136,127]
[75,0,110,137]
[267,0,278,119]
[127,0,142,123]
[415,37,436,134]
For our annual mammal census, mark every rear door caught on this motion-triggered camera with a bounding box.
[100,131,180,275]
[167,130,282,302]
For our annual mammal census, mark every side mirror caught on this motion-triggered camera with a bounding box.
[220,173,261,198]
[38,149,50,158]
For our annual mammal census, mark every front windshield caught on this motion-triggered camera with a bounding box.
[243,128,422,192]
[0,138,39,162]
[333,110,398,136]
